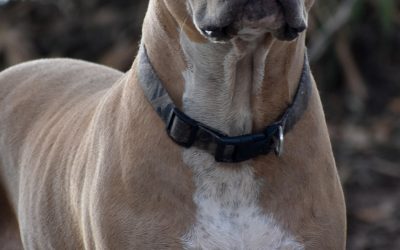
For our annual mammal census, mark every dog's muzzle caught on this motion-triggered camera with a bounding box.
[195,0,307,42]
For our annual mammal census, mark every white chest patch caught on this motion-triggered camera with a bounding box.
[181,149,304,250]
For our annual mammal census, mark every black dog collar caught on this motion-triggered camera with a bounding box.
[138,44,312,163]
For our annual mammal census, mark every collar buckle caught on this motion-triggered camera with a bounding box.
[166,108,198,148]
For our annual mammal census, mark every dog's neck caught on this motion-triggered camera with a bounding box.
[180,34,272,136]
[140,0,306,136]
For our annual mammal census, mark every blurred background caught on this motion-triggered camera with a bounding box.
[0,0,399,249]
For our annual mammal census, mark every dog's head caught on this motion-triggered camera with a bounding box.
[165,0,314,43]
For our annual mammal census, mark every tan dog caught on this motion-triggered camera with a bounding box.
[0,0,346,249]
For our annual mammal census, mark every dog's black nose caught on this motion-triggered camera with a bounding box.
[292,23,307,34]
[276,22,307,41]
[200,26,231,41]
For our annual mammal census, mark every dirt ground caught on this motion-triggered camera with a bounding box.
[1,1,399,249]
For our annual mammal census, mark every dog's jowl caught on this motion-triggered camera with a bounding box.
[0,0,346,249]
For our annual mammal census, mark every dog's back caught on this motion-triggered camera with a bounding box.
[0,59,122,248]
[0,56,196,249]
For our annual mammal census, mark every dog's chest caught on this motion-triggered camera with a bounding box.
[179,33,303,249]
[181,150,304,250]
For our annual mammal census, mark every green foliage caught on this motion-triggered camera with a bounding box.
[352,0,366,21]
[352,0,396,34]
[377,0,396,33]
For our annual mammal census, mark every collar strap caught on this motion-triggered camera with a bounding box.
[138,44,312,163]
